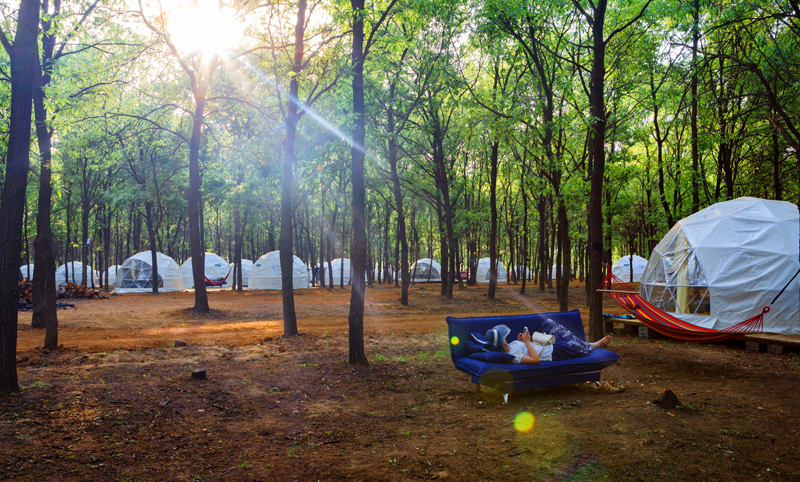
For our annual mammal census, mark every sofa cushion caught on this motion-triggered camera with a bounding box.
[455,347,619,380]
[468,351,516,364]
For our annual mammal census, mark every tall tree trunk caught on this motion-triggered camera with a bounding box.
[188,63,214,311]
[144,201,159,293]
[587,1,609,343]
[31,1,58,337]
[279,0,306,337]
[690,0,700,212]
[347,0,369,365]
[488,140,499,299]
[0,0,39,392]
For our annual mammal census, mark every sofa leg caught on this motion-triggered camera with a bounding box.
[475,384,481,394]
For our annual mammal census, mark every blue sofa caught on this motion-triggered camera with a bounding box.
[446,310,620,393]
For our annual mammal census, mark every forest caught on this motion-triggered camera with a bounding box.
[0,0,798,388]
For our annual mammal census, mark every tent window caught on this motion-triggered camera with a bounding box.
[119,259,164,289]
[641,247,710,316]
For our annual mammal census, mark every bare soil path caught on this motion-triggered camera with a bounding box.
[2,283,799,481]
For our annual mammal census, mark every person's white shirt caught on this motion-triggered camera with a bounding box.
[507,340,553,363]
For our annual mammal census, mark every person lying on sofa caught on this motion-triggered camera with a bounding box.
[485,321,612,364]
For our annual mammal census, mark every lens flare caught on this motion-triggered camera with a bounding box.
[514,412,535,433]
[450,336,459,346]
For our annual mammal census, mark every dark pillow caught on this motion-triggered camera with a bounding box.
[464,340,489,354]
[470,332,502,352]
[469,351,516,364]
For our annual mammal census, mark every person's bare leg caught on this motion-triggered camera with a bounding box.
[591,335,612,349]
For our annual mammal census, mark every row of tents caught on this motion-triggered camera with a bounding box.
[19,251,649,293]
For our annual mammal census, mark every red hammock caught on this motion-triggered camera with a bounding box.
[204,267,232,287]
[599,267,767,342]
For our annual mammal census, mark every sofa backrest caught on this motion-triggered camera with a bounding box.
[445,310,585,362]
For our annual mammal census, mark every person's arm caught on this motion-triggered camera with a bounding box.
[517,330,541,364]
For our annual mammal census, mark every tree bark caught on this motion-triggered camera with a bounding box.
[279,0,306,337]
[347,0,369,365]
[0,0,39,392]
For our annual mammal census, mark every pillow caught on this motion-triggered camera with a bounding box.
[469,351,516,364]
[464,340,489,354]
[470,332,502,352]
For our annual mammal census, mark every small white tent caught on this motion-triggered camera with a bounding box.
[612,255,648,283]
[228,260,253,286]
[106,265,122,285]
[410,258,442,282]
[510,266,532,281]
[373,267,395,282]
[248,251,309,290]
[181,252,231,288]
[19,264,34,280]
[476,258,507,283]
[641,197,800,334]
[115,251,183,293]
[56,261,98,286]
[551,265,573,279]
[330,258,351,286]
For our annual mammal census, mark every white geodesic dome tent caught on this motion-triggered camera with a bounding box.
[248,251,308,290]
[115,251,183,293]
[56,261,98,286]
[551,265,574,279]
[476,258,507,283]
[640,197,800,334]
[181,252,231,288]
[19,264,34,280]
[410,258,441,282]
[511,266,532,280]
[330,258,351,285]
[228,260,253,286]
[613,255,648,283]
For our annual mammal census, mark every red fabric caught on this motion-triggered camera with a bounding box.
[600,271,765,343]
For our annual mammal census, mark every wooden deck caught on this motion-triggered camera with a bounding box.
[604,317,800,348]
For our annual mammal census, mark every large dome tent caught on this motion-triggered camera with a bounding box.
[410,258,441,282]
[248,251,309,290]
[476,258,507,283]
[56,261,98,286]
[373,267,395,282]
[115,251,183,293]
[612,255,648,283]
[640,197,799,334]
[181,252,231,288]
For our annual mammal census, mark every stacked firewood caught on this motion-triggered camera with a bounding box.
[19,279,32,300]
[57,282,109,300]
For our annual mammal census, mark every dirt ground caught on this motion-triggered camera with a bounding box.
[2,282,800,481]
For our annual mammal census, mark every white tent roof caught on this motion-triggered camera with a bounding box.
[641,197,800,334]
[551,265,574,279]
[56,261,98,286]
[228,259,253,286]
[476,258,507,283]
[373,267,395,280]
[181,252,231,288]
[20,264,34,280]
[107,265,122,282]
[612,255,648,283]
[329,258,351,286]
[115,251,183,293]
[248,251,308,290]
[410,258,441,282]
